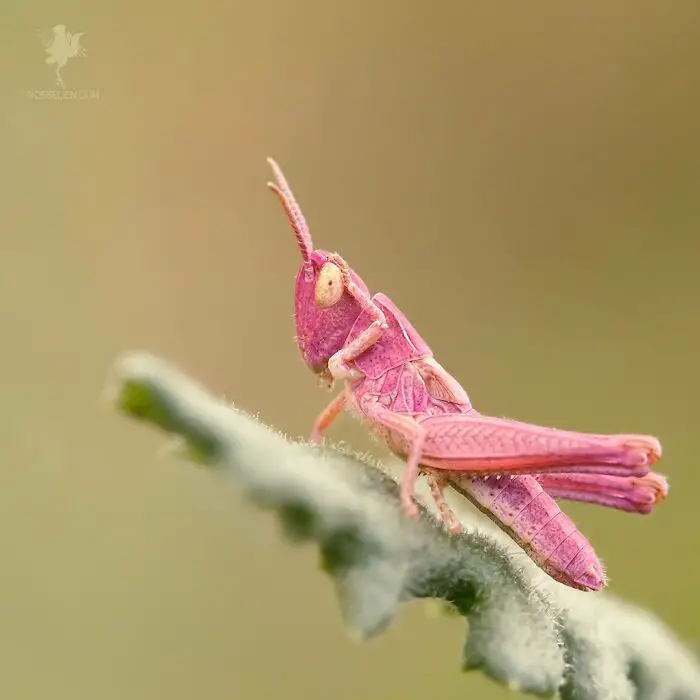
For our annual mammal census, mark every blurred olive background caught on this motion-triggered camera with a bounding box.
[0,1,698,698]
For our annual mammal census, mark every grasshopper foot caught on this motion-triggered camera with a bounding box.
[401,497,420,521]
[446,521,464,535]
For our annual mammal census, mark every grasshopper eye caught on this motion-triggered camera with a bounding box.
[315,262,344,308]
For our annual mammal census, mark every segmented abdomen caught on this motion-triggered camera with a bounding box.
[449,474,604,590]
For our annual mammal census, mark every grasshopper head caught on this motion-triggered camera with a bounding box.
[266,158,369,377]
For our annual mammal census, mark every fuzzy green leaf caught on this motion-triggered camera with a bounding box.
[107,352,700,700]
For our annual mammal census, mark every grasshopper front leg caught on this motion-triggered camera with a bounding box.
[326,256,389,382]
[310,257,389,443]
[309,391,347,444]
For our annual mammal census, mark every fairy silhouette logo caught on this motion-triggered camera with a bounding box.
[37,25,87,89]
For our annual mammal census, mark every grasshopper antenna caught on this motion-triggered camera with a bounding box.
[266,157,313,266]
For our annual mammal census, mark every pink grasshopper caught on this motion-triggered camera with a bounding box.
[266,157,668,592]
